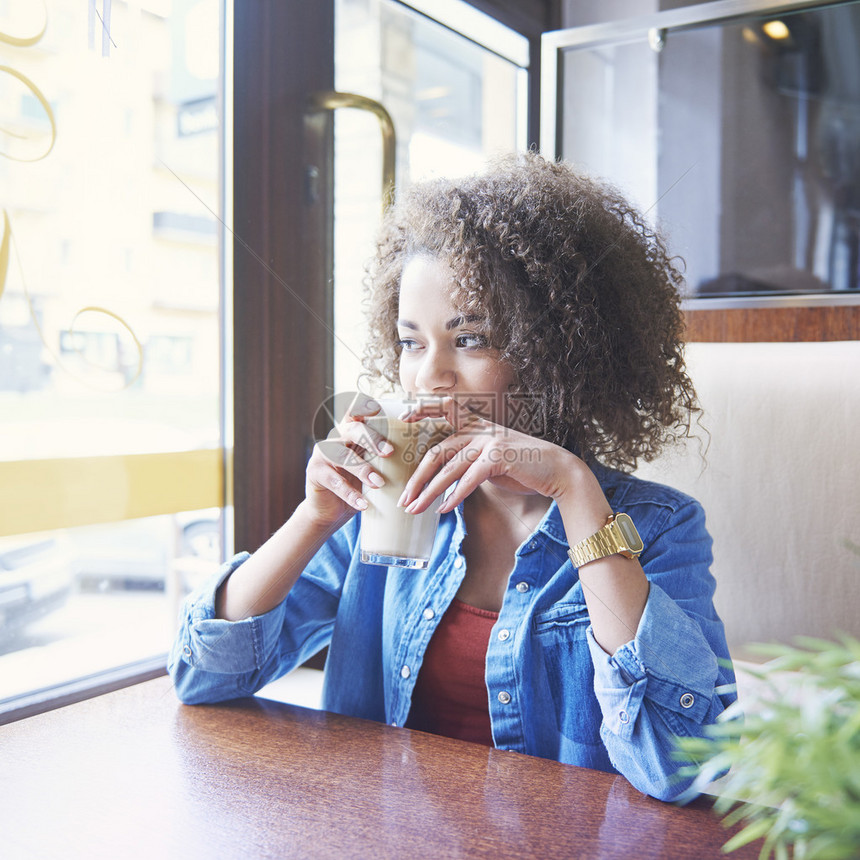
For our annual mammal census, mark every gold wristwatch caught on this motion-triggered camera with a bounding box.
[567,513,644,568]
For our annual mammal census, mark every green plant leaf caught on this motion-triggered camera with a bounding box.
[721,816,775,851]
[675,634,860,860]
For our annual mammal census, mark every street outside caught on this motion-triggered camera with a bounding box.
[0,589,176,703]
[1,584,326,711]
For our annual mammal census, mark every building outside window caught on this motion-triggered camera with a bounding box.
[0,0,527,716]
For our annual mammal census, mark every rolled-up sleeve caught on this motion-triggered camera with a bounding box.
[585,498,735,800]
[168,520,357,705]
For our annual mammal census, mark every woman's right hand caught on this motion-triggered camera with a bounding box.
[304,394,393,527]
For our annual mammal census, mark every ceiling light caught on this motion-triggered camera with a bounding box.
[762,20,791,40]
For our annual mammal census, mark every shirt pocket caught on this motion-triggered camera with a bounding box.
[533,603,602,745]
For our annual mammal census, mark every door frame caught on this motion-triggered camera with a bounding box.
[233,1,561,554]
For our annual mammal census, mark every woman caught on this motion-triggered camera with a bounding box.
[170,152,734,801]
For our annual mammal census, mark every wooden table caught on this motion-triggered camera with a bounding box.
[0,676,761,859]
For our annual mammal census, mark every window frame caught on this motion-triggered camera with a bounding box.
[234,0,561,552]
[541,0,860,342]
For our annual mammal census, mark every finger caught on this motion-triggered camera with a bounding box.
[397,433,471,507]
[402,443,481,513]
[434,455,495,513]
[317,438,362,468]
[316,440,385,488]
[329,418,393,458]
[322,465,369,511]
[307,455,369,511]
[348,392,382,419]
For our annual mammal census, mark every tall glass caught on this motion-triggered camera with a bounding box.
[360,399,452,569]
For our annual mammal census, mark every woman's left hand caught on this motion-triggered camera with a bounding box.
[397,396,583,514]
[399,396,645,657]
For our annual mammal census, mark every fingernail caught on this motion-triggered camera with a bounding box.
[379,441,394,455]
[367,473,384,488]
[355,497,368,510]
[405,499,420,514]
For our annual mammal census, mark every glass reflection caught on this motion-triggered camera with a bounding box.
[561,1,860,297]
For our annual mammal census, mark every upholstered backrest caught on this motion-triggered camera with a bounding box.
[635,341,860,657]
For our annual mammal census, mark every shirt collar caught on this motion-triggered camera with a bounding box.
[535,502,569,545]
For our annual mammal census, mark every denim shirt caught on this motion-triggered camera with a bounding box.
[169,463,735,801]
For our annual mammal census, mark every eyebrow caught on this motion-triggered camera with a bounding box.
[397,314,484,331]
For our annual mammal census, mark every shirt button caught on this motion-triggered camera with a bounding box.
[528,540,537,550]
[391,721,398,727]
[497,628,510,642]
[498,691,512,704]
[454,557,464,569]
[423,607,435,620]
[401,665,411,679]
[619,710,630,724]
[515,582,530,593]
[182,645,192,657]
[680,693,695,709]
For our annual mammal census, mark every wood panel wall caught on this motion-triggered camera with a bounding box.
[685,306,860,342]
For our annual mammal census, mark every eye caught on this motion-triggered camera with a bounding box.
[397,337,420,352]
[456,333,488,350]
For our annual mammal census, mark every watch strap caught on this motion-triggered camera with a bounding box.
[567,513,642,568]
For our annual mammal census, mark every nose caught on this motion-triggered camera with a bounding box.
[413,346,456,393]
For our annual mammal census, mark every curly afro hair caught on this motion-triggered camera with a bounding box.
[362,151,699,472]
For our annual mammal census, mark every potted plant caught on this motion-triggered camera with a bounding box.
[676,633,860,859]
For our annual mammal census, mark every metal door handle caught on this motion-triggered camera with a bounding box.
[309,91,396,212]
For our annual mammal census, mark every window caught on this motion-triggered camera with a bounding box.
[333,0,529,393]
[0,0,228,716]
[544,0,860,303]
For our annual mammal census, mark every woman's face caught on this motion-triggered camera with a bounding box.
[396,255,516,419]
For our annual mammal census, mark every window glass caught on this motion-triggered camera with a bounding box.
[559,1,860,298]
[0,0,227,709]
[333,0,528,394]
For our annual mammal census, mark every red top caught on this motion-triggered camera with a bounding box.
[405,598,499,746]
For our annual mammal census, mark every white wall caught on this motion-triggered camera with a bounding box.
[636,342,860,657]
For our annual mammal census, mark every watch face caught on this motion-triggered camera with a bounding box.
[615,513,644,553]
